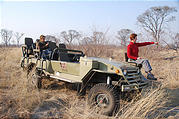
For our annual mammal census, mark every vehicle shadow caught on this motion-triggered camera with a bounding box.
[31,96,68,118]
[41,79,77,91]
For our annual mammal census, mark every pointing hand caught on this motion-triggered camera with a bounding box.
[155,42,159,45]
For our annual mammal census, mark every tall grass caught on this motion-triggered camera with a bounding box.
[117,85,168,118]
[0,48,48,118]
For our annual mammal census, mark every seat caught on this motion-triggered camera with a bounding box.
[58,44,70,62]
[25,37,33,49]
[58,52,70,62]
[50,43,69,61]
[124,53,142,68]
[48,41,58,60]
[22,37,34,57]
[59,43,66,49]
[48,41,58,51]
[124,53,129,62]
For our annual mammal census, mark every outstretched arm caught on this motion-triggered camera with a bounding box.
[136,42,154,47]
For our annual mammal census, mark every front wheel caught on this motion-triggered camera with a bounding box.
[88,83,120,116]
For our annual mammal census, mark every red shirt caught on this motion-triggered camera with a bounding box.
[127,42,154,60]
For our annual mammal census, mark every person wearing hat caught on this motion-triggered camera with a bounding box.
[38,35,51,59]
[127,33,158,80]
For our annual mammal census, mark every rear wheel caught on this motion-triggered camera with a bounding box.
[30,70,42,89]
[27,63,42,89]
[88,83,120,116]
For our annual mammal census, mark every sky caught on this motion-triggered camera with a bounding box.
[0,0,179,44]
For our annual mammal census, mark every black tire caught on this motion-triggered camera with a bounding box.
[27,64,42,89]
[88,83,120,116]
[30,71,42,89]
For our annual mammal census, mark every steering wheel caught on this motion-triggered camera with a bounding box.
[73,54,80,62]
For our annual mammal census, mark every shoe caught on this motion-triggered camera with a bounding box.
[147,73,157,80]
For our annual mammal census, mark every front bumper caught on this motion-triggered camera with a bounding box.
[121,82,148,92]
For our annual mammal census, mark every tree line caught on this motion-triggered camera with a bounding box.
[0,29,24,47]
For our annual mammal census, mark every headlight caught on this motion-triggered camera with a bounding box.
[121,85,131,91]
[123,69,127,75]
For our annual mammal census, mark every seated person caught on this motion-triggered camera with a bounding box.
[127,33,158,80]
[38,35,51,59]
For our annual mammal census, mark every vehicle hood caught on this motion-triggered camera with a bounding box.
[87,57,137,70]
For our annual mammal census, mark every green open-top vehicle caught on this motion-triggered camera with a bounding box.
[21,37,148,115]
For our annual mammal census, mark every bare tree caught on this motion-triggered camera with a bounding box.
[175,33,179,45]
[45,35,60,44]
[137,6,177,43]
[171,33,179,52]
[79,31,110,57]
[14,32,24,46]
[60,30,81,45]
[161,32,179,52]
[89,31,107,45]
[116,29,133,46]
[0,29,13,46]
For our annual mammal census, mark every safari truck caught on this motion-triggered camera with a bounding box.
[21,37,148,115]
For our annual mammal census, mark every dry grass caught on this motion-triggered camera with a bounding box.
[0,48,49,118]
[117,85,168,118]
[0,47,178,118]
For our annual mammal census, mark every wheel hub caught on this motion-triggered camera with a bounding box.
[96,94,109,108]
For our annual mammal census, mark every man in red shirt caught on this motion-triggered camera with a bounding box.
[127,33,158,80]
